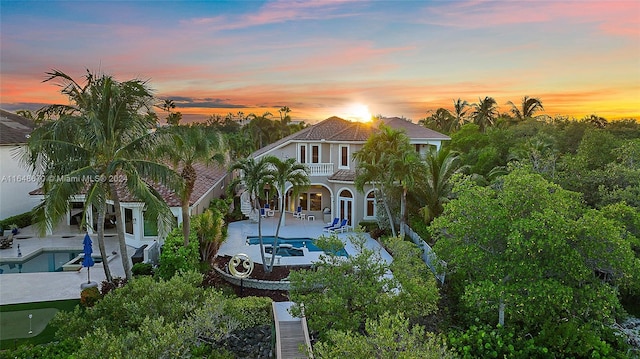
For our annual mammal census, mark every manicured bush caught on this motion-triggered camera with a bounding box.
[80,286,102,307]
[131,262,153,276]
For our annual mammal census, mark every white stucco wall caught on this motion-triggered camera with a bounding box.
[0,145,40,220]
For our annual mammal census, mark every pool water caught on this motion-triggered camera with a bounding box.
[0,250,83,274]
[247,236,348,257]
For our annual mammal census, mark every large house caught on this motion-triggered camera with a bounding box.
[242,116,449,226]
[0,109,39,220]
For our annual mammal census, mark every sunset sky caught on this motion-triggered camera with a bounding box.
[1,0,639,124]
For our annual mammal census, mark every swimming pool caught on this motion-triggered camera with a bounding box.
[0,250,100,274]
[247,236,348,257]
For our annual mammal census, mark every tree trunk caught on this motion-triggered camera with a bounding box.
[110,183,132,280]
[254,194,268,272]
[378,186,397,238]
[181,164,197,247]
[267,194,286,273]
[399,185,407,239]
[95,205,113,282]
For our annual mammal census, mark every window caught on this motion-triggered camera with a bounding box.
[309,193,322,211]
[311,145,319,163]
[143,211,158,236]
[299,145,307,163]
[340,145,349,168]
[124,208,134,235]
[299,193,308,210]
[366,191,376,217]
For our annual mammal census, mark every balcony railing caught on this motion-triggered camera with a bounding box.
[305,163,334,176]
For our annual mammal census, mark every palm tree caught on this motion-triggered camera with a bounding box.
[452,98,470,130]
[353,125,415,237]
[263,156,310,272]
[472,96,498,132]
[419,108,455,133]
[156,125,226,246]
[229,156,273,271]
[507,96,544,121]
[384,145,423,239]
[418,147,463,224]
[24,69,180,281]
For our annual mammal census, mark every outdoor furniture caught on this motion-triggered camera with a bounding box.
[131,244,147,265]
[0,233,13,249]
[307,215,315,221]
[323,218,339,230]
[265,203,275,217]
[293,206,303,219]
[300,213,306,220]
[260,208,267,218]
[327,219,348,233]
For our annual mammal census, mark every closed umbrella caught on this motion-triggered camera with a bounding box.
[81,233,97,289]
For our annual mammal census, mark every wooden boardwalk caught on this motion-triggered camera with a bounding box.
[273,302,313,359]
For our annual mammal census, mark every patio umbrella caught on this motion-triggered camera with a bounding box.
[81,233,96,288]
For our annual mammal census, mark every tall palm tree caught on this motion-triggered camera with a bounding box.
[24,69,180,281]
[229,156,273,271]
[156,125,226,246]
[507,96,544,121]
[263,156,310,272]
[452,98,470,130]
[472,96,498,132]
[353,125,415,237]
[384,145,423,239]
[418,147,463,224]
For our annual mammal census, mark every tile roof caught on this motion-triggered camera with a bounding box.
[0,109,35,145]
[328,169,356,182]
[30,163,227,207]
[252,115,449,158]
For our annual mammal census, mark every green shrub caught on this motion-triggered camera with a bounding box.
[448,324,547,359]
[357,220,379,233]
[223,296,273,329]
[156,227,199,280]
[0,211,34,232]
[131,262,153,276]
[80,286,102,307]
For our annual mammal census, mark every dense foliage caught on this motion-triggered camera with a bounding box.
[431,169,640,356]
[289,233,440,347]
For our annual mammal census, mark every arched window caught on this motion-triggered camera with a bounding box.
[365,190,376,218]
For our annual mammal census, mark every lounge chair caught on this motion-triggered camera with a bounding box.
[0,233,14,249]
[260,208,267,218]
[293,206,302,219]
[328,219,348,233]
[265,203,275,217]
[323,218,339,231]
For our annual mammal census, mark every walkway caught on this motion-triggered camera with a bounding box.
[273,301,313,359]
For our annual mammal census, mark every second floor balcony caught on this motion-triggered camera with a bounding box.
[305,163,334,176]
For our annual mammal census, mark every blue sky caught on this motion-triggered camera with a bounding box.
[1,0,638,123]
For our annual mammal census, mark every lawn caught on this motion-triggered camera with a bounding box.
[0,299,79,350]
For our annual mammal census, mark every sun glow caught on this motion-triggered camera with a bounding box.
[345,103,372,123]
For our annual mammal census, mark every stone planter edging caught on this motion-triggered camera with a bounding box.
[214,266,292,291]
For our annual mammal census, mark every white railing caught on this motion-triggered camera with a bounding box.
[403,224,446,285]
[305,163,334,176]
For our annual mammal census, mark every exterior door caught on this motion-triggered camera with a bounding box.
[338,190,353,225]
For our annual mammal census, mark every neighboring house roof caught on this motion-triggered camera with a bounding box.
[0,109,35,145]
[252,116,449,158]
[380,117,450,140]
[30,163,227,207]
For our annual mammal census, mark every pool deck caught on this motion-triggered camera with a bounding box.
[0,213,391,305]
